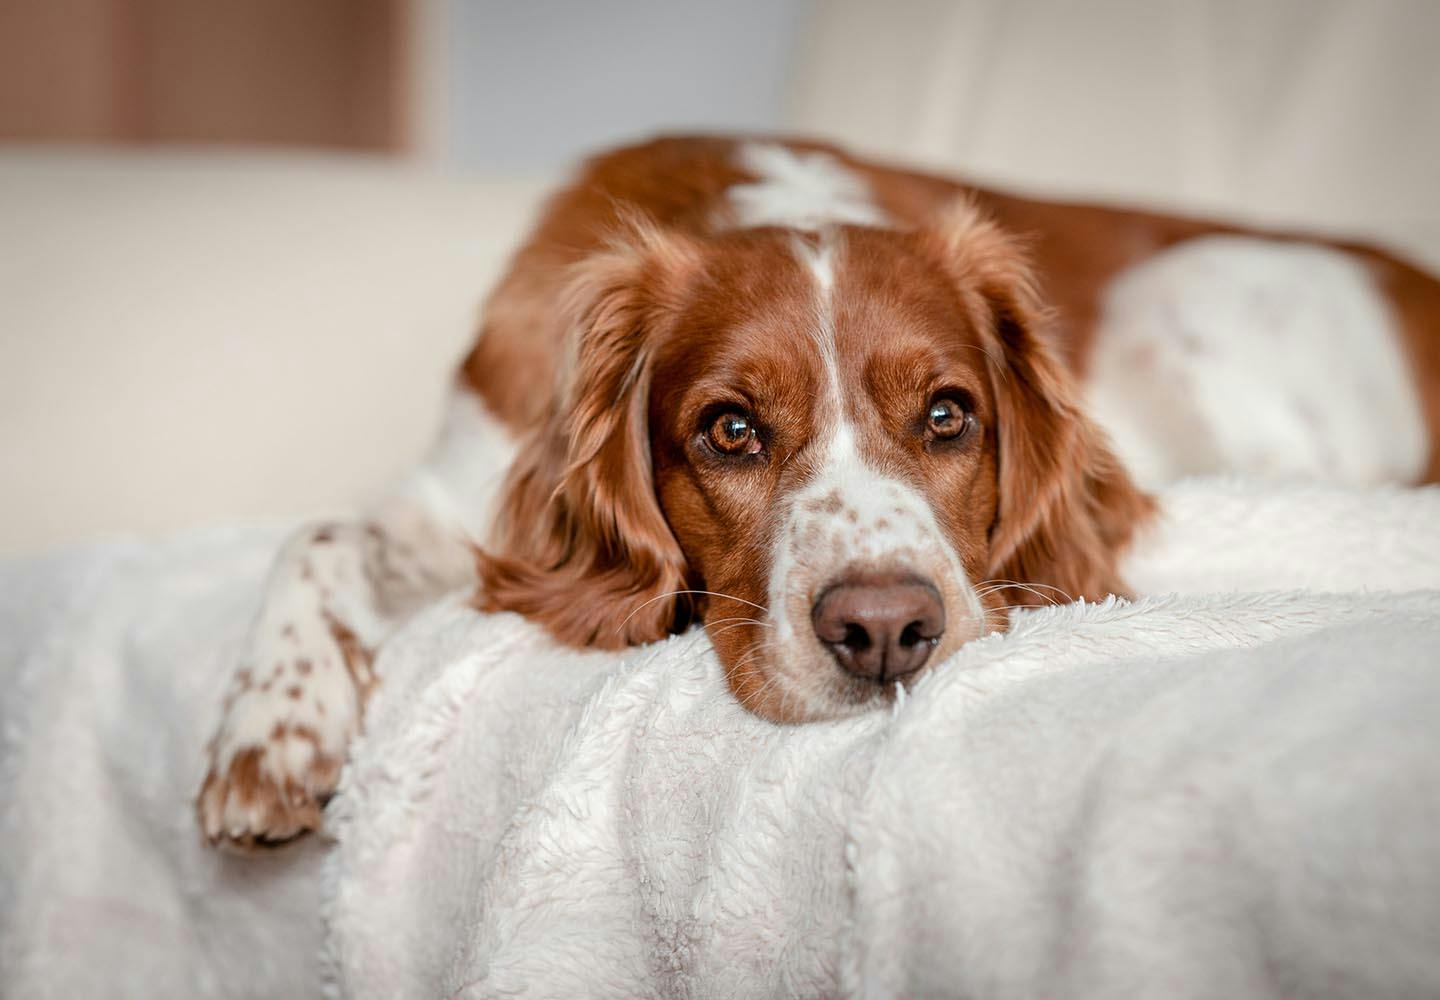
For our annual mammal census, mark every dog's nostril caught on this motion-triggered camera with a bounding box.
[811,574,946,684]
[899,621,927,648]
[841,623,871,652]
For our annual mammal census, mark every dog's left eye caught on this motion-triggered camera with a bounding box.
[706,411,762,456]
[926,395,974,441]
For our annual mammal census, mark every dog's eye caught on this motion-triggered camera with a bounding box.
[926,395,974,441]
[706,411,761,455]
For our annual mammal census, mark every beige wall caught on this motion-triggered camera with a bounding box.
[790,0,1440,248]
[0,152,548,557]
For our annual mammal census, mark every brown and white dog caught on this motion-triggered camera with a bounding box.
[198,135,1440,848]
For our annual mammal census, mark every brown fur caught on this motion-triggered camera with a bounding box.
[477,220,701,647]
[922,200,1155,608]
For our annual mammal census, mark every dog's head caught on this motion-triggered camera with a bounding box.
[480,203,1152,721]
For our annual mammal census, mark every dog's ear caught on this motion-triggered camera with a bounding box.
[478,217,699,648]
[923,200,1154,603]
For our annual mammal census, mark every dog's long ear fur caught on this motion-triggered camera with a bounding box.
[924,200,1154,603]
[478,218,699,648]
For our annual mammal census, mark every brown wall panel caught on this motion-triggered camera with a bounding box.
[0,0,410,150]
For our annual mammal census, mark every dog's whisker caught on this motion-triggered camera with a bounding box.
[975,582,1063,599]
[618,589,768,633]
[974,589,1062,610]
[703,615,774,629]
[976,579,1076,603]
[959,343,1007,382]
[975,581,1074,607]
[734,639,782,712]
[731,642,777,685]
[708,620,774,640]
[743,670,783,713]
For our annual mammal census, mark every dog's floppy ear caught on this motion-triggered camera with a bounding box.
[478,217,699,647]
[923,199,1154,603]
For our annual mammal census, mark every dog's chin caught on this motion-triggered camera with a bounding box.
[716,640,905,725]
[715,614,990,724]
[732,655,931,724]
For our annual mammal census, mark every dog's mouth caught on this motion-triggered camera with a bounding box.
[706,565,991,723]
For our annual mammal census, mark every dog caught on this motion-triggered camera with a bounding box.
[198,135,1440,848]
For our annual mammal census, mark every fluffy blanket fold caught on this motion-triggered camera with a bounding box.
[3,481,1439,998]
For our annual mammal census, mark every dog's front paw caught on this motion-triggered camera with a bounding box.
[198,716,341,849]
[198,615,371,849]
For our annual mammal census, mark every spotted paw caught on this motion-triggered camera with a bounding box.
[198,613,373,848]
[197,723,342,849]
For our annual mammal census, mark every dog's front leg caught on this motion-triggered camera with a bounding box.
[197,392,511,849]
[194,506,471,848]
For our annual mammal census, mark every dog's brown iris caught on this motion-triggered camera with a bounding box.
[707,412,759,455]
[927,396,971,440]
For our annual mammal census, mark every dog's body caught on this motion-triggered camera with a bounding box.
[198,135,1440,848]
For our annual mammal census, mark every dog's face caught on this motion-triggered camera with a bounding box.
[647,226,1004,719]
[481,204,1150,722]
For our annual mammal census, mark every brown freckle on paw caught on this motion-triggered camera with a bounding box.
[235,668,253,688]
[296,658,312,675]
[876,518,890,530]
[845,509,859,523]
[281,623,297,640]
[228,748,265,793]
[315,700,326,715]
[313,527,334,544]
[270,722,288,740]
[271,663,284,679]
[291,723,323,748]
[324,610,378,706]
[287,686,303,700]
[260,680,273,693]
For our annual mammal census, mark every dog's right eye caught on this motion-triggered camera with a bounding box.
[706,411,762,456]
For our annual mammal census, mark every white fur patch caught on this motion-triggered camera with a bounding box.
[726,142,888,231]
[404,388,519,545]
[791,235,843,389]
[1086,236,1428,487]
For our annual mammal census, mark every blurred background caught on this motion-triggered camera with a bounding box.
[2,0,1438,555]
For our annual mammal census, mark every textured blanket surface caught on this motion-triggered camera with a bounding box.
[3,482,1440,998]
[0,527,327,998]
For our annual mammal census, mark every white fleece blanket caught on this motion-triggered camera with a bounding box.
[3,481,1440,998]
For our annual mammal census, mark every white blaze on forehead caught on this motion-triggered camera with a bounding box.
[727,142,889,231]
[791,234,844,414]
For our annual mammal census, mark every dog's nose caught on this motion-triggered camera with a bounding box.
[811,574,945,683]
